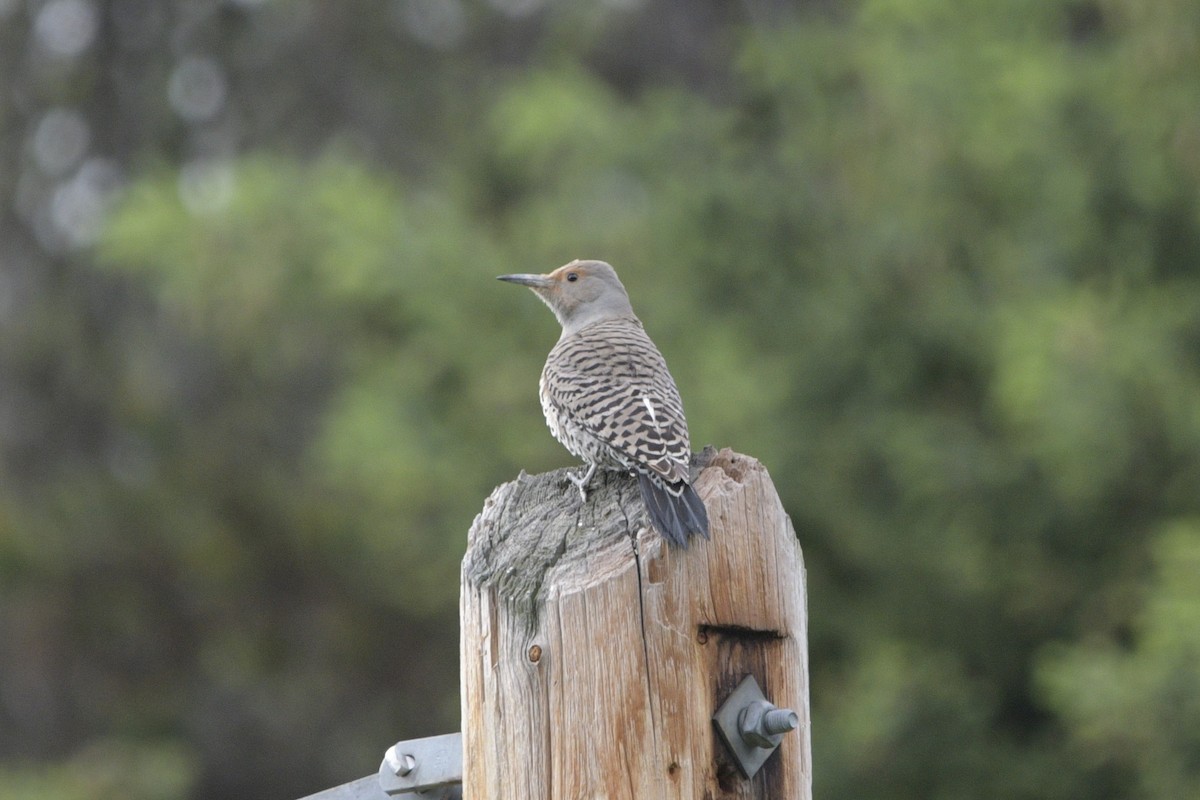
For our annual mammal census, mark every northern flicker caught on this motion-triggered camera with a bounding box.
[498,259,709,547]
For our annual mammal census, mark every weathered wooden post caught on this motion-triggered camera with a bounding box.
[460,448,811,799]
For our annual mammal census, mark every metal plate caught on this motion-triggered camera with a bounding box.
[297,775,390,800]
[712,674,779,780]
[378,732,463,795]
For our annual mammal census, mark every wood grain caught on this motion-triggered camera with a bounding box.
[461,448,811,799]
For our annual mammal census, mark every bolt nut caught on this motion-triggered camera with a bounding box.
[386,751,416,777]
[738,700,800,749]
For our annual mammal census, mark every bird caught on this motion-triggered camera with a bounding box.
[498,259,709,547]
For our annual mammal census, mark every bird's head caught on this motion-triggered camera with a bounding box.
[498,259,635,335]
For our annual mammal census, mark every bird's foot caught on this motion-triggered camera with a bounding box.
[566,463,596,505]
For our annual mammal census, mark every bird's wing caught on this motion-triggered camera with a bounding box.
[544,320,692,484]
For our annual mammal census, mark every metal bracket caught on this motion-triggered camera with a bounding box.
[712,674,800,779]
[378,733,463,796]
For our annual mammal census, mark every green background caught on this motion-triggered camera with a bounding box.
[1,0,1198,797]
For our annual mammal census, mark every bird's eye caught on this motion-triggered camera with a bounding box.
[566,272,579,282]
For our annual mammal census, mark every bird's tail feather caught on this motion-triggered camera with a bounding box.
[638,473,710,548]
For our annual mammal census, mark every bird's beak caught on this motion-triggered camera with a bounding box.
[497,273,553,289]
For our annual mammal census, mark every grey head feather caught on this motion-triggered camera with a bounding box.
[498,259,637,337]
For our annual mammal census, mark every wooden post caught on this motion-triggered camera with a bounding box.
[460,448,811,799]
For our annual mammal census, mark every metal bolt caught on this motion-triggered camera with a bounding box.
[378,733,461,794]
[738,700,800,749]
[762,708,800,735]
[386,751,416,777]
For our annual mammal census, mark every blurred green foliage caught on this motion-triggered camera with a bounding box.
[0,740,195,800]
[2,0,1199,798]
[1039,522,1200,799]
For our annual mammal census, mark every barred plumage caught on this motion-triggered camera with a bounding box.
[499,260,709,547]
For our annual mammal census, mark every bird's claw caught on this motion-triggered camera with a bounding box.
[566,463,596,506]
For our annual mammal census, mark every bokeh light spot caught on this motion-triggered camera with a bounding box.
[50,158,123,248]
[32,107,90,177]
[34,0,98,58]
[168,56,228,123]
[178,159,236,215]
[394,0,466,50]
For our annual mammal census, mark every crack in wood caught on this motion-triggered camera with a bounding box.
[620,481,660,751]
[697,623,786,641]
